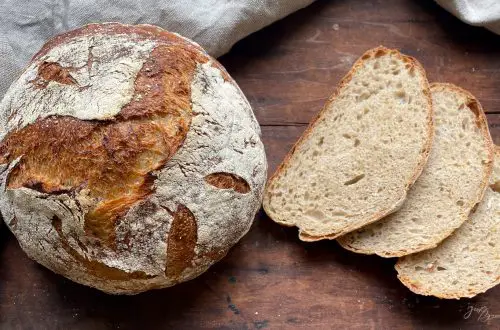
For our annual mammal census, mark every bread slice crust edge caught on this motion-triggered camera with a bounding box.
[263,46,434,242]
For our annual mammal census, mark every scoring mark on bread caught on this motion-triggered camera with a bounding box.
[204,172,250,194]
[32,62,78,88]
[0,43,207,249]
[165,204,197,280]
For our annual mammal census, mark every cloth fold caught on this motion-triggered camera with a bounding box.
[0,0,315,97]
[436,0,500,34]
[0,0,499,99]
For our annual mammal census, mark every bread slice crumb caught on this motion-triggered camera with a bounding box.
[338,83,493,257]
[263,46,433,241]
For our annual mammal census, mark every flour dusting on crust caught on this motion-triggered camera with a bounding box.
[0,34,156,140]
[0,26,266,294]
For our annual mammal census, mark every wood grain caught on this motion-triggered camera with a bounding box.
[2,0,500,329]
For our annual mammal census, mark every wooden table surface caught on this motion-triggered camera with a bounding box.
[2,0,500,329]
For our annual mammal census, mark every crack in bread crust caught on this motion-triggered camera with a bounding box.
[0,43,206,248]
[164,204,197,280]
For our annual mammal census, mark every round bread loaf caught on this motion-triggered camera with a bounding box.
[0,23,267,294]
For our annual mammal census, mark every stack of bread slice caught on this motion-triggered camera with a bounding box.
[263,46,499,299]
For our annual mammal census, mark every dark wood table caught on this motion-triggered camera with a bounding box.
[2,0,500,329]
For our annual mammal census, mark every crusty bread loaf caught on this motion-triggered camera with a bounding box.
[396,146,500,299]
[263,46,433,241]
[0,23,267,294]
[338,83,493,257]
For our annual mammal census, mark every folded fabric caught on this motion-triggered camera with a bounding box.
[0,1,498,99]
[436,0,500,34]
[0,0,315,97]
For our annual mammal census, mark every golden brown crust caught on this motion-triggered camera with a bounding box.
[0,22,265,294]
[263,46,435,242]
[0,25,210,249]
[32,62,78,88]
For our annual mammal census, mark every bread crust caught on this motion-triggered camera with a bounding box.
[338,83,494,256]
[0,23,267,294]
[263,46,434,241]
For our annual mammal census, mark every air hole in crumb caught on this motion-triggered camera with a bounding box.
[395,90,407,104]
[415,266,423,271]
[305,209,326,221]
[437,266,446,271]
[344,174,365,186]
[342,133,351,139]
[409,66,415,76]
[437,214,442,218]
[356,92,371,102]
[354,139,360,147]
[490,181,500,193]
[462,118,468,130]
[317,137,324,146]
[456,200,464,206]
[489,242,495,247]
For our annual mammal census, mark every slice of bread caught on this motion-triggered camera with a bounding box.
[338,83,494,256]
[395,146,500,299]
[263,46,434,241]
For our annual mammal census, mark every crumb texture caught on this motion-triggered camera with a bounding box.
[264,47,432,240]
[338,83,493,256]
[396,148,500,299]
